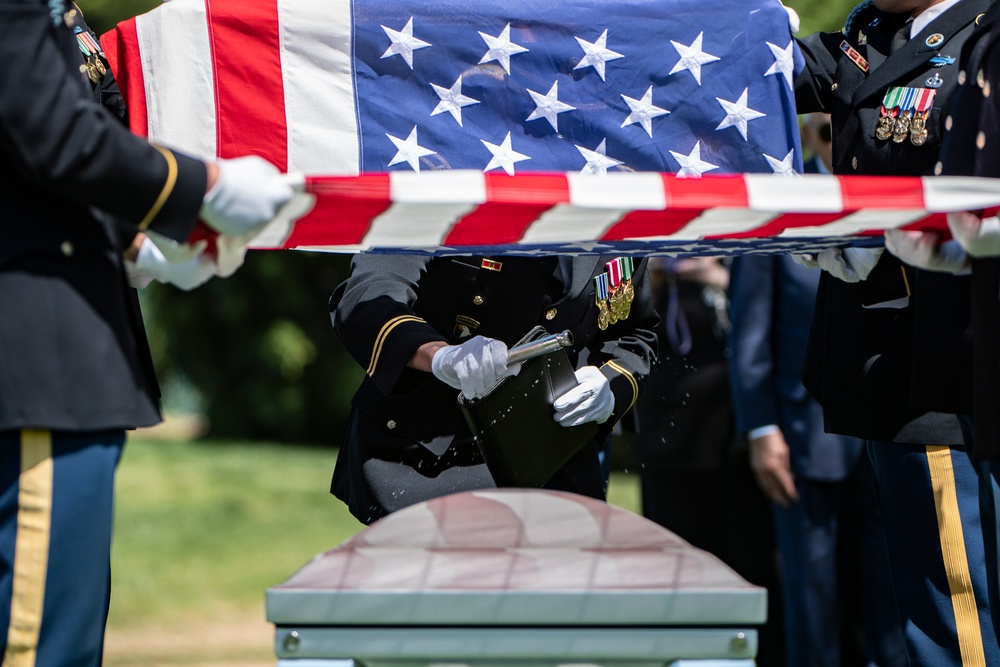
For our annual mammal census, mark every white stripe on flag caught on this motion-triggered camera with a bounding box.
[745,173,843,212]
[781,210,928,238]
[362,203,478,246]
[567,173,666,209]
[390,171,487,204]
[519,205,626,243]
[922,176,1000,212]
[278,0,359,174]
[136,0,217,160]
[666,209,777,238]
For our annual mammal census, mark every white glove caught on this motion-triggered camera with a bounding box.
[792,253,819,269]
[816,247,884,283]
[200,156,294,237]
[782,3,800,33]
[125,236,217,290]
[884,229,969,274]
[431,336,521,400]
[553,366,615,427]
[948,212,1000,258]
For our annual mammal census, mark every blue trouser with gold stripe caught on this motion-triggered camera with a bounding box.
[868,440,1000,666]
[0,429,124,667]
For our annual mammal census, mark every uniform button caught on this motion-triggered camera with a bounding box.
[60,241,74,257]
[851,156,858,171]
[473,294,485,306]
[934,161,943,175]
[985,81,992,98]
[978,131,987,150]
[545,308,558,321]
[386,420,397,430]
[831,82,839,92]
[946,115,953,131]
[959,70,967,85]
[978,69,986,88]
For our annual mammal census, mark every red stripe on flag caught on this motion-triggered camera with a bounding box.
[602,210,704,240]
[713,213,848,240]
[840,176,925,210]
[484,173,571,205]
[443,174,569,245]
[662,174,749,208]
[101,21,148,138]
[205,0,288,168]
[895,212,950,234]
[287,176,393,247]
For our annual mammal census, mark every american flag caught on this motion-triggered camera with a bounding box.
[105,0,992,256]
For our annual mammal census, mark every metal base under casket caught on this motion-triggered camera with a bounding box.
[267,489,765,667]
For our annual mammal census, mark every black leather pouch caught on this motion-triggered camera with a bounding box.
[458,326,598,487]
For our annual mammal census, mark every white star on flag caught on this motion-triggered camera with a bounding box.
[621,86,669,137]
[765,41,796,89]
[669,32,720,85]
[380,17,431,70]
[764,149,797,176]
[716,88,765,141]
[478,24,529,75]
[526,81,576,132]
[386,126,436,171]
[574,30,624,81]
[575,139,624,175]
[670,141,719,178]
[481,132,531,175]
[430,76,479,126]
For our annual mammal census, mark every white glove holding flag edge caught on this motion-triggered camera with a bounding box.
[948,212,1000,258]
[200,156,295,237]
[884,229,970,274]
[125,234,216,290]
[553,366,615,427]
[792,253,819,269]
[431,336,522,400]
[781,2,800,33]
[816,247,883,283]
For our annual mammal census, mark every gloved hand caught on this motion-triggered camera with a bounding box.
[124,235,217,290]
[200,156,294,237]
[553,366,615,427]
[431,336,521,400]
[948,212,1000,258]
[781,2,800,33]
[816,247,884,282]
[884,229,969,274]
[792,253,819,269]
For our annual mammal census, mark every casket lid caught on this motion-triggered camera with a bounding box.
[266,490,766,627]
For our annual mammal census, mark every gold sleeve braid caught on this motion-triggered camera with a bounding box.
[366,315,427,376]
[137,145,179,231]
[602,361,639,411]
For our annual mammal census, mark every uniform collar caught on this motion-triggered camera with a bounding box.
[910,0,963,39]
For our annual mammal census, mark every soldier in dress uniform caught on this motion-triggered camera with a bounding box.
[882,1,1000,644]
[0,2,293,664]
[329,254,657,525]
[792,0,1000,663]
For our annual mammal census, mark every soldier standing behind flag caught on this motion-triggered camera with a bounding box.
[0,1,293,664]
[789,0,999,663]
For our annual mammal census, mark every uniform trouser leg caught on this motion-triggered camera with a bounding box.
[0,429,124,667]
[867,440,999,666]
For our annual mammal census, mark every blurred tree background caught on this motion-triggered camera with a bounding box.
[87,0,859,445]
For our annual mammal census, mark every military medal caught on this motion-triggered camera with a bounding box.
[877,87,906,141]
[74,25,106,83]
[594,273,612,331]
[620,257,635,320]
[909,88,936,146]
[604,259,621,322]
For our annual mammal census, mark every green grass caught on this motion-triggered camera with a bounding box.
[109,437,642,630]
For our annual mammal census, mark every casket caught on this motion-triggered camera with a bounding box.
[266,489,765,667]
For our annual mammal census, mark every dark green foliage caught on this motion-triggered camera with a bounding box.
[80,0,158,34]
[144,251,362,444]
